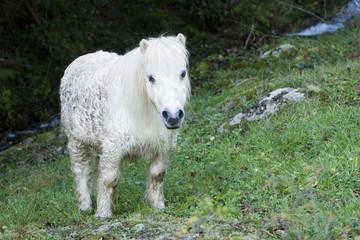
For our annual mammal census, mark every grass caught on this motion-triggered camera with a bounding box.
[1,19,360,239]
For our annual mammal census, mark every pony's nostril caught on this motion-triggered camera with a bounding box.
[162,111,169,120]
[178,109,184,119]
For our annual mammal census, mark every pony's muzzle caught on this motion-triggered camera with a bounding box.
[162,108,184,129]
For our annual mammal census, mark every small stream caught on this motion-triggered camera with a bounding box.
[0,115,60,151]
[285,0,360,36]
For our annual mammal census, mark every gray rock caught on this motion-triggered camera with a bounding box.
[133,223,145,232]
[95,222,122,233]
[218,88,305,133]
[154,233,173,240]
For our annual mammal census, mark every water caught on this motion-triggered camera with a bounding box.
[285,0,360,36]
[0,115,60,151]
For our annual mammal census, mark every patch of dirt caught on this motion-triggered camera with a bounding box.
[32,214,258,239]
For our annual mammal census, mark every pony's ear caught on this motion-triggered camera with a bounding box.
[176,33,186,46]
[140,39,148,54]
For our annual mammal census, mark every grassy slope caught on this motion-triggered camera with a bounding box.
[1,19,360,239]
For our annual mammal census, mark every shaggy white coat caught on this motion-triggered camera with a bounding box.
[60,34,190,219]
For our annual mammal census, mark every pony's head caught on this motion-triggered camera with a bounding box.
[140,34,190,129]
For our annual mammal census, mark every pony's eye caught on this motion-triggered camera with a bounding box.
[148,75,155,83]
[181,70,186,78]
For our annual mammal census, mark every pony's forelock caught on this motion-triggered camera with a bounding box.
[143,36,189,71]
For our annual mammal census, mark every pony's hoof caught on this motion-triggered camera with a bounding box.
[95,215,111,220]
[80,206,93,212]
[152,201,165,210]
[95,211,112,220]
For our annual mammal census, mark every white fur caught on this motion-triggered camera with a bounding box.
[60,34,190,219]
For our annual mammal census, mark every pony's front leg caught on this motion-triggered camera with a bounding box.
[95,147,122,219]
[145,152,171,209]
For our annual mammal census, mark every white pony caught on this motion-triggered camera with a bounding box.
[60,34,190,219]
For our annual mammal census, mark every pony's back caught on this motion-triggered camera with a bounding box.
[60,51,120,143]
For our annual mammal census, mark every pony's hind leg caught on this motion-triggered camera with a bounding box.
[68,138,93,211]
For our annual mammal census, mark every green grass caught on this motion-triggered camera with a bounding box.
[1,19,360,239]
